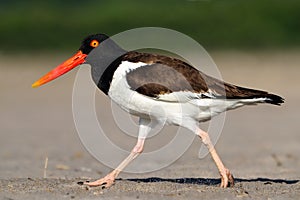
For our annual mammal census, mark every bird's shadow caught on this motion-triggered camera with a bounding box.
[119,177,299,186]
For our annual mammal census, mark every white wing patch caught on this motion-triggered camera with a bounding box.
[157,91,270,110]
[157,91,209,102]
[118,61,148,76]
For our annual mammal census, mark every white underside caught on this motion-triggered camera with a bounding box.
[108,61,268,132]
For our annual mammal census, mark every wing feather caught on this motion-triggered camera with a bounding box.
[124,52,283,104]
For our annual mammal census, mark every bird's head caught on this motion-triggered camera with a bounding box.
[32,34,109,88]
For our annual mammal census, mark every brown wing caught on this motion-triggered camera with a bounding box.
[125,52,209,98]
[124,51,284,105]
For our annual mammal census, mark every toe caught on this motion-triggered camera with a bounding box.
[84,180,104,187]
[220,168,234,188]
[227,171,234,187]
[84,177,115,188]
[220,177,228,188]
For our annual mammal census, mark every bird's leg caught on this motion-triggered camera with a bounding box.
[85,118,152,188]
[196,128,234,188]
[85,138,145,188]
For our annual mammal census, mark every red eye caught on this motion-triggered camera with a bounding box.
[90,40,99,47]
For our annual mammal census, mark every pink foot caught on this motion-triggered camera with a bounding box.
[220,168,234,188]
[84,174,115,188]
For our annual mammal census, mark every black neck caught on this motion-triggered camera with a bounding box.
[85,38,127,94]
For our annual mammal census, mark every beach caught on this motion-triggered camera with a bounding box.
[0,50,299,199]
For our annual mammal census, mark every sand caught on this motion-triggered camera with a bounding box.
[0,50,299,199]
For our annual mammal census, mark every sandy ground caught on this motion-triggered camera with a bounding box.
[0,50,299,199]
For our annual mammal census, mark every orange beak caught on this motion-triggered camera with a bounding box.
[32,51,87,88]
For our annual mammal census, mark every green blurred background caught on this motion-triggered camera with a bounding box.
[0,0,299,53]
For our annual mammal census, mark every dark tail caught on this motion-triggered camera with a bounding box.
[264,93,285,105]
[227,86,285,106]
[222,82,285,106]
[203,73,285,106]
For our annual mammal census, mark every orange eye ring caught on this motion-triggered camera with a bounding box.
[90,40,99,48]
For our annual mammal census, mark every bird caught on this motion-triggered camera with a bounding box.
[32,33,284,188]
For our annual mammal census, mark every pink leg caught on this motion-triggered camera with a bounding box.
[196,128,234,188]
[85,138,145,188]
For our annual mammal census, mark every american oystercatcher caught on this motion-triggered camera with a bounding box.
[32,33,284,188]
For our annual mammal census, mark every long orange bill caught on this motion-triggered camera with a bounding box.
[32,51,87,88]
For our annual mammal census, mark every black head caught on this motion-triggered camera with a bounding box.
[79,33,110,55]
